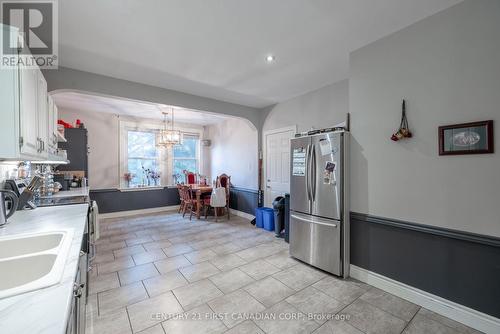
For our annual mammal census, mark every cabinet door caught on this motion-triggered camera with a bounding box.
[37,70,48,158]
[19,65,39,157]
[47,96,57,154]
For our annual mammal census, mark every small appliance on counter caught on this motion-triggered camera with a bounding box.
[0,189,19,226]
[4,176,44,210]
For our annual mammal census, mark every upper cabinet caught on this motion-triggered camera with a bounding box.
[0,24,61,161]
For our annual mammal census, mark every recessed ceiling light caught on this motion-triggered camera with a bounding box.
[266,55,275,63]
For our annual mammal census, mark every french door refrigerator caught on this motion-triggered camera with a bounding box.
[289,130,349,277]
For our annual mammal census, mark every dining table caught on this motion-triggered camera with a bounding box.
[189,184,213,219]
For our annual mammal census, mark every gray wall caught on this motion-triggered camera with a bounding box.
[262,80,349,134]
[206,118,259,190]
[350,0,500,238]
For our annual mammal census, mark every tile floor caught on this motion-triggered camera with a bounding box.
[85,211,482,334]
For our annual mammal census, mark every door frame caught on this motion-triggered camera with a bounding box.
[262,125,297,207]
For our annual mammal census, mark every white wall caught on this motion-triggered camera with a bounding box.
[262,80,349,134]
[58,108,120,189]
[207,118,258,190]
[349,0,500,237]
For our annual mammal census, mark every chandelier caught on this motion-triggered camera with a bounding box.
[157,108,182,147]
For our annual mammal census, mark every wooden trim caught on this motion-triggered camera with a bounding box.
[350,212,500,247]
[438,120,494,155]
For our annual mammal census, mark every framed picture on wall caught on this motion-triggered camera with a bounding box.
[438,120,494,155]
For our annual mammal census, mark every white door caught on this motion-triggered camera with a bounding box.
[265,127,296,207]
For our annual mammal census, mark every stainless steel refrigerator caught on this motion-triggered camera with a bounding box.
[289,130,349,277]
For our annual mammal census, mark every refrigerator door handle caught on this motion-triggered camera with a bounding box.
[311,144,317,202]
[291,214,338,228]
[305,144,311,204]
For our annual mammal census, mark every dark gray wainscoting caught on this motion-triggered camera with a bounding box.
[90,187,180,214]
[350,212,500,318]
[229,187,259,215]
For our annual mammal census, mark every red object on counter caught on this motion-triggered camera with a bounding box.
[76,119,81,126]
[58,119,74,128]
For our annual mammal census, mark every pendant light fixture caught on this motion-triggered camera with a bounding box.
[157,108,182,147]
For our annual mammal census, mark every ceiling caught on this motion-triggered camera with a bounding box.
[59,0,462,108]
[52,92,231,126]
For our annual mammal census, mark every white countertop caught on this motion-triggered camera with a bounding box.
[0,204,89,334]
[47,187,90,198]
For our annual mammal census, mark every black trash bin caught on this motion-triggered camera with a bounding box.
[273,196,285,238]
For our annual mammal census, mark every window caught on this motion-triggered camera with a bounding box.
[127,130,158,187]
[173,134,200,180]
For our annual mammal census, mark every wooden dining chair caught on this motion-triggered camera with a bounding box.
[184,171,197,185]
[216,173,231,219]
[181,185,210,220]
[176,184,185,213]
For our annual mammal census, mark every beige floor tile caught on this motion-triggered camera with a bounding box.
[118,263,160,286]
[143,270,188,297]
[416,308,482,334]
[113,244,146,258]
[132,249,167,265]
[264,250,299,269]
[179,261,221,282]
[224,320,264,334]
[312,277,368,304]
[162,243,194,257]
[136,324,165,334]
[161,304,227,334]
[244,276,295,307]
[239,259,281,280]
[210,242,242,255]
[98,256,135,275]
[96,240,126,253]
[273,263,326,291]
[89,272,120,295]
[98,281,149,315]
[126,235,154,246]
[184,249,218,264]
[142,239,173,251]
[342,299,407,334]
[85,308,132,334]
[127,291,183,332]
[313,320,364,334]
[209,268,255,293]
[286,286,346,324]
[173,279,223,310]
[209,253,247,271]
[92,251,115,264]
[154,255,191,274]
[253,301,319,334]
[360,287,419,322]
[403,313,457,334]
[208,289,266,328]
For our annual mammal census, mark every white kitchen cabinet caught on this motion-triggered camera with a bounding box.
[37,69,49,159]
[19,63,40,157]
[47,96,59,157]
[0,23,62,161]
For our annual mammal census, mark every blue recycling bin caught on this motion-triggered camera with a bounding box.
[255,207,274,229]
[262,208,275,231]
[255,207,264,228]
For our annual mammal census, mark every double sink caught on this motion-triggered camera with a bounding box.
[0,231,73,300]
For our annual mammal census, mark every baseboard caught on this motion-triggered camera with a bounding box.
[98,205,180,219]
[231,209,255,220]
[350,265,500,334]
